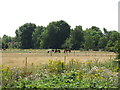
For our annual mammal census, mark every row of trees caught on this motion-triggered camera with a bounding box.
[1,20,120,52]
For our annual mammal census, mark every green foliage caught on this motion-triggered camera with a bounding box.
[48,60,65,74]
[115,33,120,59]
[32,26,45,49]
[15,23,36,49]
[1,59,119,89]
[104,30,120,52]
[62,25,84,49]
[98,36,107,50]
[40,20,70,49]
[0,37,2,49]
[2,20,120,51]
[2,35,14,49]
[83,26,103,50]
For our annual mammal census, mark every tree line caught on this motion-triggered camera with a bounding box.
[1,20,120,53]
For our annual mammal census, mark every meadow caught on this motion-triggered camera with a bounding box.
[1,49,119,89]
[2,49,116,67]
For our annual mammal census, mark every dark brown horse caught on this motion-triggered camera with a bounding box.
[64,49,71,53]
[54,49,61,53]
[2,48,6,51]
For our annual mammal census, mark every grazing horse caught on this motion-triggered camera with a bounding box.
[64,49,71,53]
[47,49,54,53]
[54,49,61,53]
[2,48,6,51]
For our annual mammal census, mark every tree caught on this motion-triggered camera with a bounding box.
[116,39,120,59]
[62,25,84,49]
[40,20,71,49]
[115,33,120,59]
[83,26,103,50]
[98,36,107,50]
[2,35,12,49]
[15,23,36,49]
[0,37,1,49]
[105,31,120,52]
[32,26,45,49]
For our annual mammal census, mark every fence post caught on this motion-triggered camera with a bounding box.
[110,55,112,59]
[64,56,66,63]
[25,57,28,68]
[50,52,52,56]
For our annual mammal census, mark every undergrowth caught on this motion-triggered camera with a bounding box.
[0,59,119,89]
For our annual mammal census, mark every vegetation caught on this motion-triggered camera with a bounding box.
[15,23,36,49]
[1,20,120,89]
[115,34,120,59]
[1,20,120,52]
[40,20,70,49]
[1,59,119,89]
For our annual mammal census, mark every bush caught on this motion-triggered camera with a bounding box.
[1,59,119,89]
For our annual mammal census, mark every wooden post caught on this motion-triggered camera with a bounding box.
[110,55,111,59]
[61,62,64,73]
[50,52,52,56]
[64,56,66,63]
[24,57,28,74]
[25,57,28,68]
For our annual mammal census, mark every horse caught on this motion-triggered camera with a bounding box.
[54,49,61,53]
[47,49,54,53]
[2,48,6,51]
[64,49,71,53]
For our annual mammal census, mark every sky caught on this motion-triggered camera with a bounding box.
[0,0,120,37]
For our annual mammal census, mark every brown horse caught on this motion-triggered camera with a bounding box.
[2,48,6,51]
[54,49,61,53]
[64,49,71,53]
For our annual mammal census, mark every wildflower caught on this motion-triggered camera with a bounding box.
[94,74,98,76]
[66,73,70,76]
[74,72,78,74]
[82,62,85,64]
[90,74,95,79]
[76,76,80,79]
[101,67,106,70]
[82,74,87,78]
[113,67,119,71]
[6,66,10,69]
[83,68,88,72]
[87,62,91,64]
[99,76,103,80]
[89,66,99,74]
[25,77,28,80]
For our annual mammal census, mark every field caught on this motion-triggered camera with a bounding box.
[2,49,116,67]
[1,49,119,89]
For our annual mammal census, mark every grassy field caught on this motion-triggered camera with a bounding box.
[2,49,116,67]
[1,49,119,88]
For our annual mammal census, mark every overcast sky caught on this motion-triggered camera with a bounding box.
[0,0,119,37]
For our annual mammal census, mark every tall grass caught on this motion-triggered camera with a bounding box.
[1,58,119,89]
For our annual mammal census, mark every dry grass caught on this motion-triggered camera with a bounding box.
[2,49,117,67]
